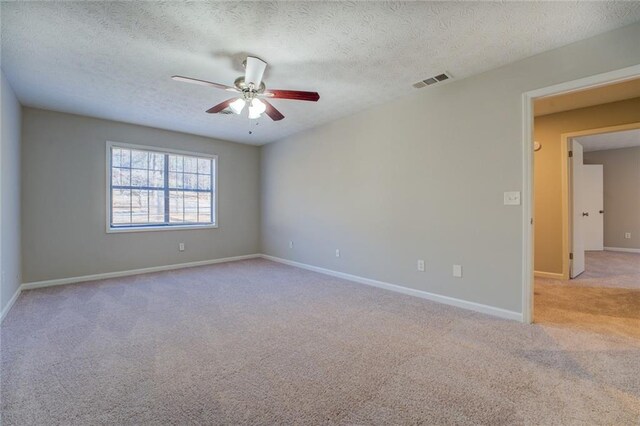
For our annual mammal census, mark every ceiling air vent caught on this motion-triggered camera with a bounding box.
[412,72,452,89]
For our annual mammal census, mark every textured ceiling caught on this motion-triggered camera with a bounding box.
[576,128,640,152]
[2,2,640,145]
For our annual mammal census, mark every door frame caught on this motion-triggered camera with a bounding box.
[521,64,640,324]
[560,122,640,280]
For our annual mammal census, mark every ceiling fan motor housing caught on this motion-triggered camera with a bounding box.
[234,77,266,101]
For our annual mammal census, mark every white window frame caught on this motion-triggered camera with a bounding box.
[105,141,218,233]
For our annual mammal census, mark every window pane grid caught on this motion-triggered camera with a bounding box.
[110,146,214,228]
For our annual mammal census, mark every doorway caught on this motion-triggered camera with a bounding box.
[550,123,640,282]
[531,93,640,338]
[522,66,640,334]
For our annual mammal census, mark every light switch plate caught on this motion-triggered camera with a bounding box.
[504,191,521,205]
[453,264,463,278]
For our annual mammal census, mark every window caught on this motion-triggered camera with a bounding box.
[107,142,216,232]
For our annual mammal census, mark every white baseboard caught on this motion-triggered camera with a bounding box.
[604,247,640,254]
[1,286,21,323]
[534,270,565,280]
[21,254,261,290]
[260,254,523,322]
[15,253,523,323]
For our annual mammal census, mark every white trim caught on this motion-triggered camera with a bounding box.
[521,64,640,325]
[107,223,219,233]
[1,286,21,323]
[261,255,523,322]
[534,270,565,280]
[525,65,640,100]
[17,253,523,322]
[604,247,640,254]
[106,141,219,159]
[105,140,219,234]
[521,92,535,325]
[21,254,260,290]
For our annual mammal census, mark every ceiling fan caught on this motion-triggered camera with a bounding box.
[172,56,320,121]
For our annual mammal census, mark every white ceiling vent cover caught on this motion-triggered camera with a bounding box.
[413,72,452,88]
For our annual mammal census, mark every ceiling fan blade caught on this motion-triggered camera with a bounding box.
[262,89,320,102]
[262,100,285,121]
[172,75,238,92]
[244,56,267,87]
[206,98,238,114]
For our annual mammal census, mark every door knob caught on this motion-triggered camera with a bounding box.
[599,210,604,214]
[582,212,589,217]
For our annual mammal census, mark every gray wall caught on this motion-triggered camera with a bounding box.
[1,69,22,313]
[22,108,260,283]
[261,22,640,314]
[584,146,640,249]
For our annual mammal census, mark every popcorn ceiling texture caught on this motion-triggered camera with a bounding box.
[1,2,640,145]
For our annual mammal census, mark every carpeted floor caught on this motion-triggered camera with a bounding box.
[2,258,639,425]
[535,250,640,340]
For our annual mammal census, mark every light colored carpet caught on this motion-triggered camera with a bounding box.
[564,251,639,289]
[2,258,639,425]
[535,250,640,340]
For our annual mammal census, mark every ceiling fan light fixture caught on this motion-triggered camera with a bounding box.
[173,55,319,122]
[229,98,246,114]
[248,98,266,119]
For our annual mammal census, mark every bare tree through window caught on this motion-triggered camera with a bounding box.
[109,144,215,229]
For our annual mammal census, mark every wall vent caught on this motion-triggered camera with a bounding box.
[412,72,452,89]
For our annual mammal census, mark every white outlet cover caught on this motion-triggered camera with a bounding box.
[335,249,340,257]
[289,241,294,248]
[453,264,463,278]
[503,191,521,205]
[417,260,425,272]
[625,233,631,239]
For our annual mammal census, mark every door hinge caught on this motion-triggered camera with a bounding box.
[568,151,573,158]
[569,252,573,260]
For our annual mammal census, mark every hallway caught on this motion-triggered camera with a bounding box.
[535,251,640,340]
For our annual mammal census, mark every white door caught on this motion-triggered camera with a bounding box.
[583,165,604,251]
[571,140,585,278]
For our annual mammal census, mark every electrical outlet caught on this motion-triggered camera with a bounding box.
[625,232,631,239]
[335,249,340,258]
[179,243,185,252]
[417,260,425,272]
[289,241,294,249]
[453,264,463,278]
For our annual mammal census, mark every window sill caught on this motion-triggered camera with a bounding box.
[106,224,218,234]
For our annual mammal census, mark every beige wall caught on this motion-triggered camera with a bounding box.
[533,98,640,274]
[584,146,640,250]
[534,78,640,116]
[21,108,260,283]
[1,69,22,314]
[261,22,640,315]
